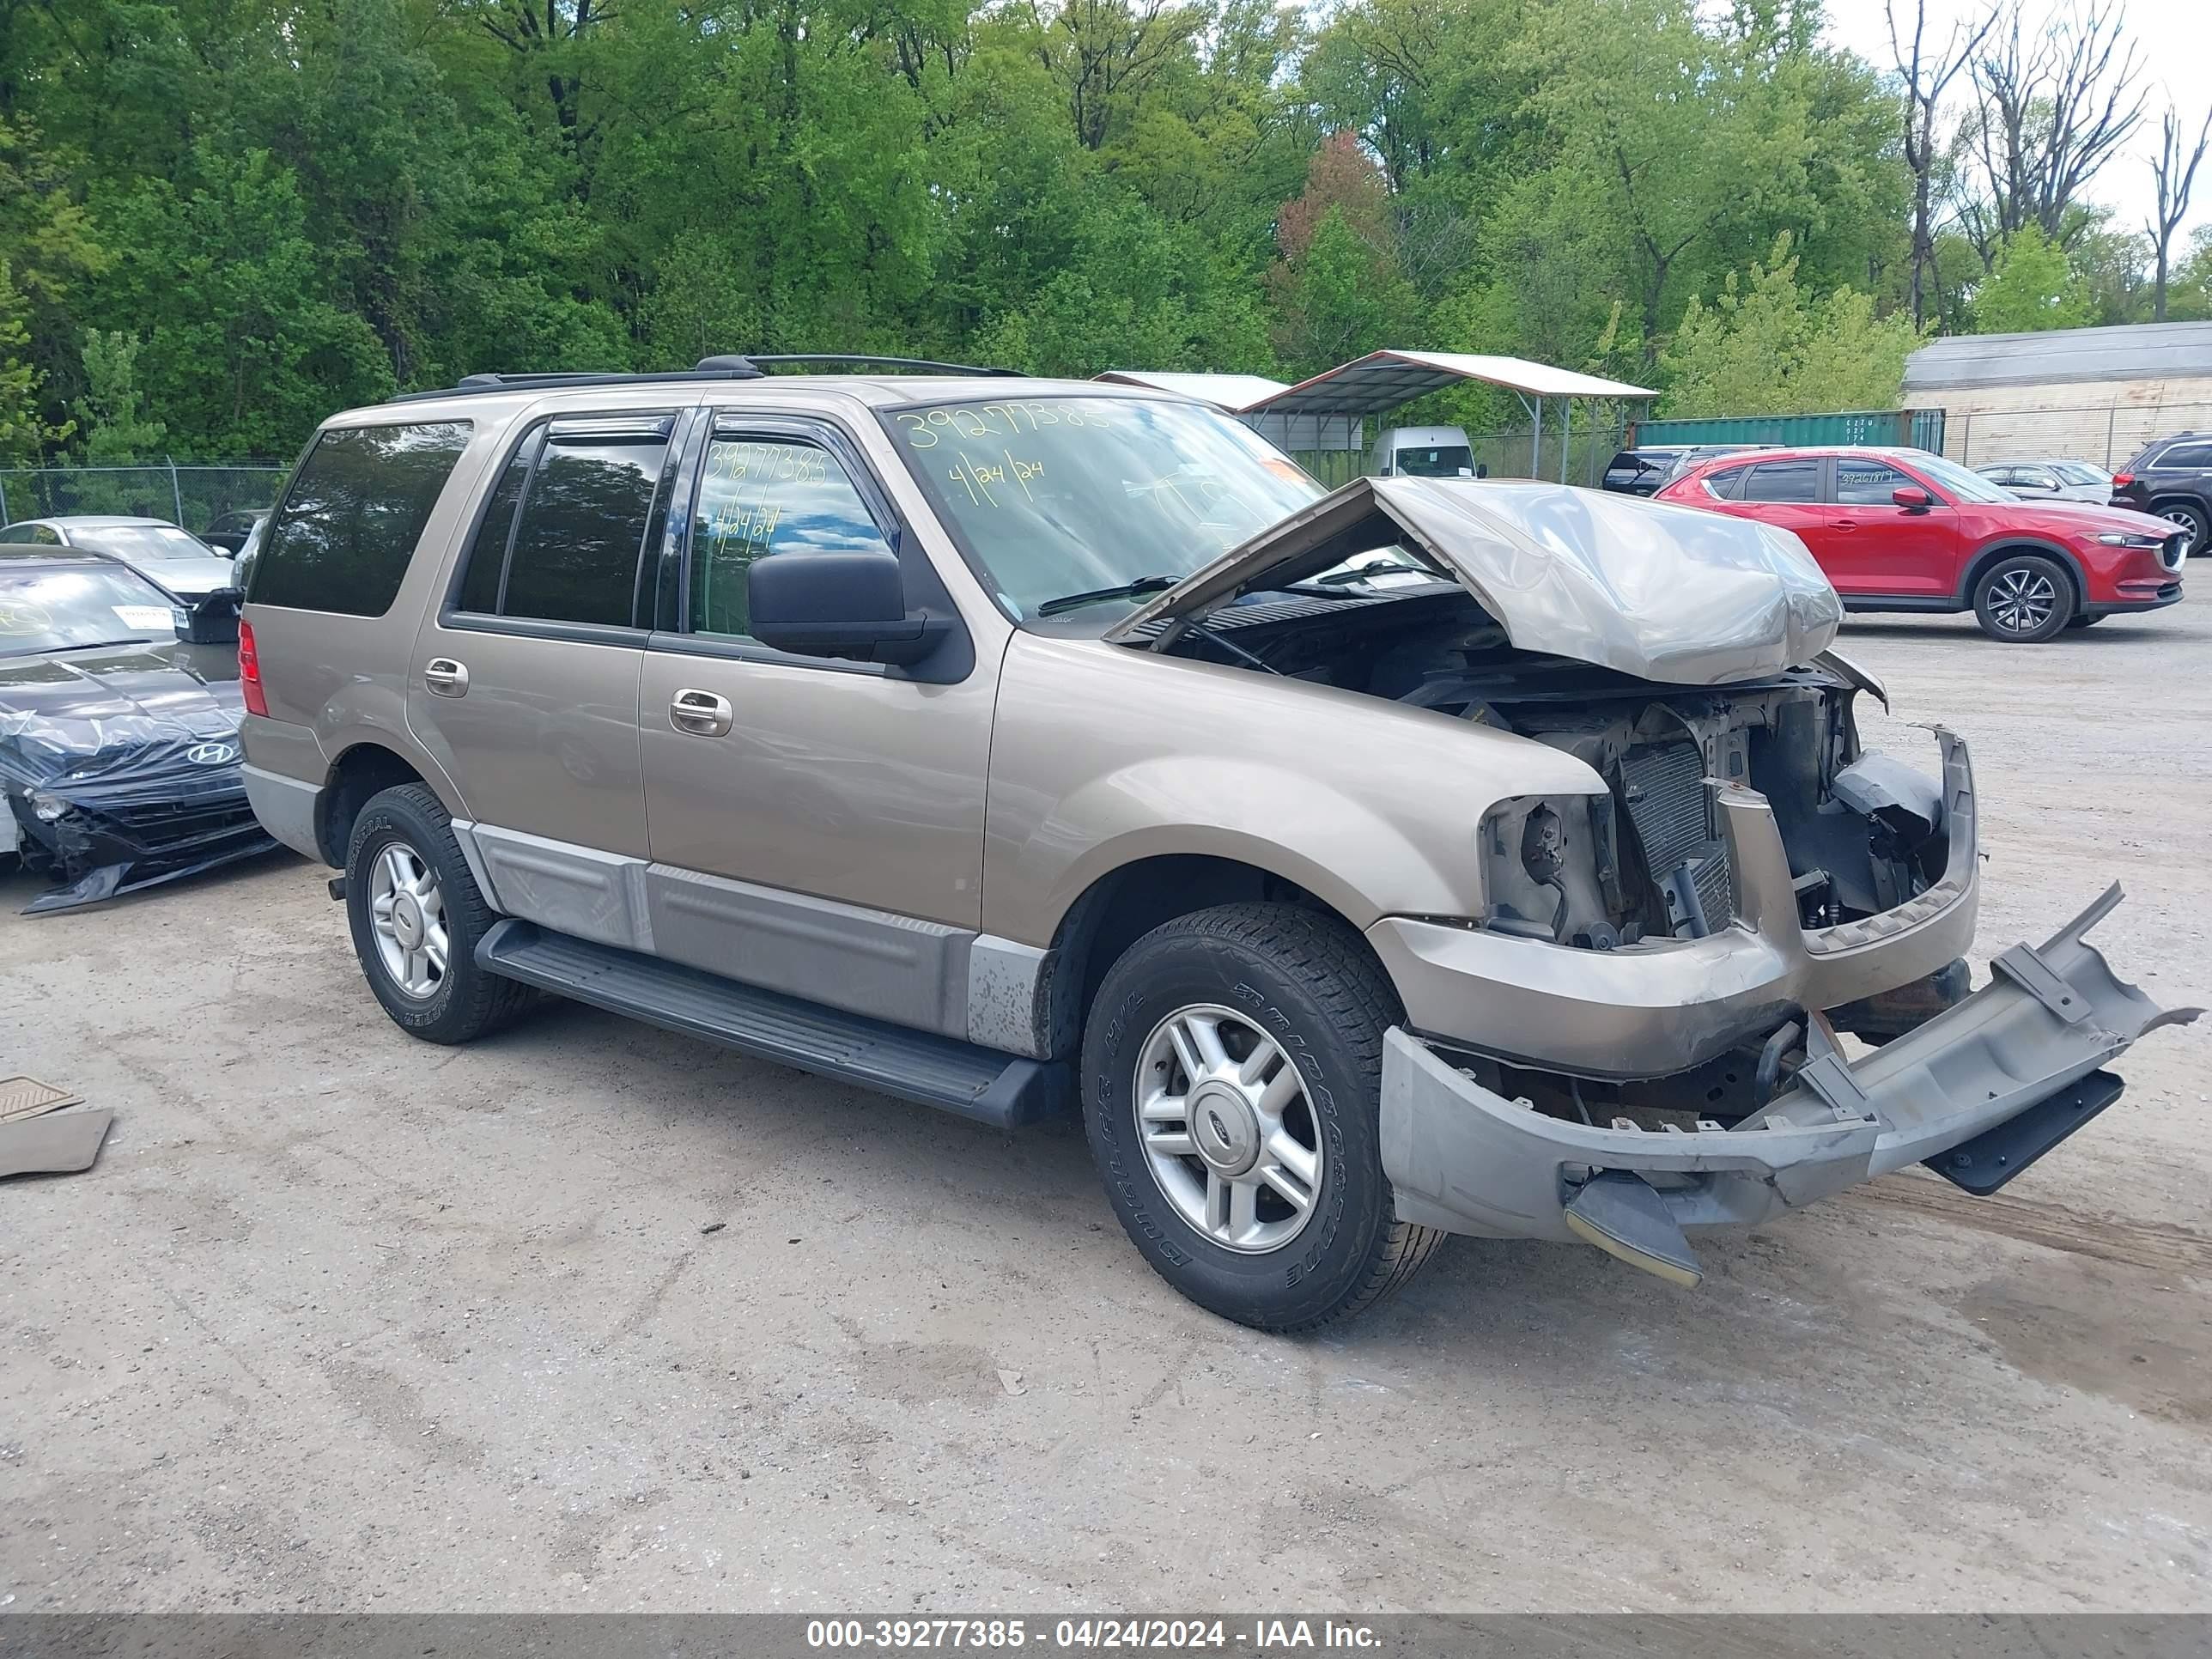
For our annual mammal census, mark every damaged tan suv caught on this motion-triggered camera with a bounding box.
[239,356,2194,1329]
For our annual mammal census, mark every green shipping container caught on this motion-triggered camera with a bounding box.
[1629,409,1945,451]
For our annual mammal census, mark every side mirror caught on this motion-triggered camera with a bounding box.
[1892,486,1933,512]
[747,550,946,666]
[1475,463,1489,479]
[173,586,243,645]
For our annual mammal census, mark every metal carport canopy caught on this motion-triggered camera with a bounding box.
[1242,349,1656,480]
[1248,349,1654,413]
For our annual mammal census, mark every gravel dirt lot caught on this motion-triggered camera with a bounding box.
[3,602,2209,1616]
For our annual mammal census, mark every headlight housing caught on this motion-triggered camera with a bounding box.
[28,789,70,822]
[2094,531,2166,548]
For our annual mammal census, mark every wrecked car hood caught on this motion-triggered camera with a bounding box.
[1108,477,1844,685]
[0,641,246,793]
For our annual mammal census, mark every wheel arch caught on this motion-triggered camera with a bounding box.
[1033,852,1392,1062]
[1957,538,2087,609]
[2146,492,2211,525]
[317,742,444,866]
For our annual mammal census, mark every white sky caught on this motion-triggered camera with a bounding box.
[1821,0,2212,240]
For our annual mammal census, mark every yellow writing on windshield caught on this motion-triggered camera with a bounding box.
[895,402,1118,451]
[706,440,827,485]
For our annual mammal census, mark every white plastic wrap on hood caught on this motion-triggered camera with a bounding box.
[1108,477,1844,685]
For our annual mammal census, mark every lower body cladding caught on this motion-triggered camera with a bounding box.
[1381,884,2196,1285]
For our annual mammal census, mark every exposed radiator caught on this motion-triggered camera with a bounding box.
[1620,740,1732,936]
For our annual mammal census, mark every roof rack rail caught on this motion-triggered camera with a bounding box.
[386,353,1017,405]
[735,354,1018,377]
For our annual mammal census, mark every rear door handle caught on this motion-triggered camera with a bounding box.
[423,657,469,696]
[1828,520,1858,530]
[670,688,733,737]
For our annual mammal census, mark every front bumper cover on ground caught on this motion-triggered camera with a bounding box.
[1379,884,2197,1273]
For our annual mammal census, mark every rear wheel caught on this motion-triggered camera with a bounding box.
[1079,902,1444,1331]
[1972,553,2073,643]
[2154,499,2209,556]
[344,782,534,1044]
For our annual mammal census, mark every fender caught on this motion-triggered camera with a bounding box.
[1954,536,2088,607]
[981,633,1606,947]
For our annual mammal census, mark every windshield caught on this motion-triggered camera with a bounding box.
[1905,453,2016,505]
[2052,461,2109,485]
[0,565,178,656]
[886,397,1340,618]
[1390,445,1474,477]
[75,524,216,562]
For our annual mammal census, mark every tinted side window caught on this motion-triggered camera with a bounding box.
[688,437,891,641]
[1741,460,1820,503]
[1702,466,1748,500]
[2154,442,2212,469]
[499,418,672,627]
[1837,458,1912,505]
[455,439,538,615]
[250,422,471,615]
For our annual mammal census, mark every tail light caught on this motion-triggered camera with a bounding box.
[2111,472,2135,488]
[238,617,269,717]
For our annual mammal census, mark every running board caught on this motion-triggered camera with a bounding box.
[477,920,1066,1129]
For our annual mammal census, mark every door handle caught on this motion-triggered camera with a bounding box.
[423,657,470,696]
[670,688,733,738]
[1828,520,1858,530]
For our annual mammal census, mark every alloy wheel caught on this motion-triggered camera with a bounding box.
[368,839,451,1000]
[1133,1003,1323,1254]
[1987,565,2058,635]
[2162,505,2206,553]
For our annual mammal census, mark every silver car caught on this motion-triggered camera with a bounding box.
[234,358,2196,1329]
[0,515,240,602]
[1973,459,2114,503]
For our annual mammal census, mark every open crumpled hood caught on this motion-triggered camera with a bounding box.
[1106,477,1844,685]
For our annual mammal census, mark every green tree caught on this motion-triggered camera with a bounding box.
[1971,224,2097,334]
[0,260,69,464]
[72,331,166,463]
[91,146,394,456]
[1661,234,1923,416]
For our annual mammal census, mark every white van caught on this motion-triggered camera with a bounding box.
[1369,425,1480,478]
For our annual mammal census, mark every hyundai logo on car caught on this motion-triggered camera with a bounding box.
[185,741,239,766]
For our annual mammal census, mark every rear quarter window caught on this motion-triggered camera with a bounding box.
[248,421,472,616]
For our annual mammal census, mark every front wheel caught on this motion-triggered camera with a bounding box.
[1079,902,1445,1331]
[1972,553,2073,642]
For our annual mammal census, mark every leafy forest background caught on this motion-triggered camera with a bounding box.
[3,0,2209,466]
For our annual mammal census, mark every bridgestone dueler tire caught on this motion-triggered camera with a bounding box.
[1080,902,1446,1331]
[345,783,536,1046]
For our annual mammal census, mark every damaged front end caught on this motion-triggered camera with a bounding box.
[1,649,276,914]
[1382,884,2196,1285]
[1109,477,2197,1279]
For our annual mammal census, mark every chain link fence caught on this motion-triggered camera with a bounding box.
[1940,403,2212,469]
[1289,417,1629,490]
[0,462,291,535]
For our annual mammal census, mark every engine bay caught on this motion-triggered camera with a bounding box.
[1141,583,1963,1114]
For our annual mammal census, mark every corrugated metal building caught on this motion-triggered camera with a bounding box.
[1904,320,2212,467]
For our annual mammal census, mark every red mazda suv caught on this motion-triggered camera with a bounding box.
[1654,446,2185,642]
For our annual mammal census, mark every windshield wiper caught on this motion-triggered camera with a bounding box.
[1036,575,1182,617]
[1306,558,1427,588]
[3,637,153,657]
